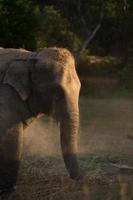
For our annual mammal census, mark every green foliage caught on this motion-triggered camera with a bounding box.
[93,0,133,56]
[37,6,80,50]
[77,51,121,77]
[0,0,39,49]
[43,0,133,57]
[0,0,133,56]
[0,0,133,86]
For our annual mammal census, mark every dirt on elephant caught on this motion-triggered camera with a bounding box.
[8,96,133,200]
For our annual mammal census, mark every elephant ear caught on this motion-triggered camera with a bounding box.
[3,59,30,101]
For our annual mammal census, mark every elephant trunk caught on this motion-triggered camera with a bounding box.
[59,108,80,179]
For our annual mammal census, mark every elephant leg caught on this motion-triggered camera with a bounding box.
[0,123,23,195]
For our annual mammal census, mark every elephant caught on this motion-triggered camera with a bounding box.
[0,47,81,196]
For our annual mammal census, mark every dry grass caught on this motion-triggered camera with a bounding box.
[5,95,133,199]
[8,168,133,200]
[80,97,133,158]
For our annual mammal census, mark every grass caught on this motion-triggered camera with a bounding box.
[79,96,133,159]
[7,161,133,200]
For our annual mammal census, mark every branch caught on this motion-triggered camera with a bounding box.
[80,23,101,53]
[77,0,104,53]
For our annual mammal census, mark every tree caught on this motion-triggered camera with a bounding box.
[37,6,80,51]
[0,0,39,49]
[45,0,104,54]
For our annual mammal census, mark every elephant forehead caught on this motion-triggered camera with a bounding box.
[34,59,65,78]
[35,58,75,82]
[34,48,79,84]
[32,64,63,85]
[37,47,72,58]
[36,60,64,72]
[37,48,75,67]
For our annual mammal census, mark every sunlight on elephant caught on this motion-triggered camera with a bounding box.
[0,47,81,197]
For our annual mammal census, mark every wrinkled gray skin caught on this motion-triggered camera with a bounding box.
[0,47,81,196]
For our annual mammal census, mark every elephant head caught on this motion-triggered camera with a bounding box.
[3,48,81,180]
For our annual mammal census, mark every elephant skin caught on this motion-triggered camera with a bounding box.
[0,47,81,196]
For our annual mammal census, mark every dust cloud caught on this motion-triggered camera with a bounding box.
[24,116,83,157]
[24,116,61,156]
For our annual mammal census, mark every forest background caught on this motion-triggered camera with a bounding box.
[0,0,133,91]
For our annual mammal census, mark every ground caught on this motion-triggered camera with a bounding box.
[6,86,133,200]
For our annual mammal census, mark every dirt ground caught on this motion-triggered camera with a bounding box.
[80,97,133,157]
[5,96,133,200]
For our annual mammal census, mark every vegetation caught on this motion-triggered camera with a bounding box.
[0,0,133,89]
[0,0,39,49]
[0,2,133,199]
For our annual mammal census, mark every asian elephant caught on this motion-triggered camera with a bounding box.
[0,47,81,196]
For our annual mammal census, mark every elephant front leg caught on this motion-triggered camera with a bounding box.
[0,123,23,196]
